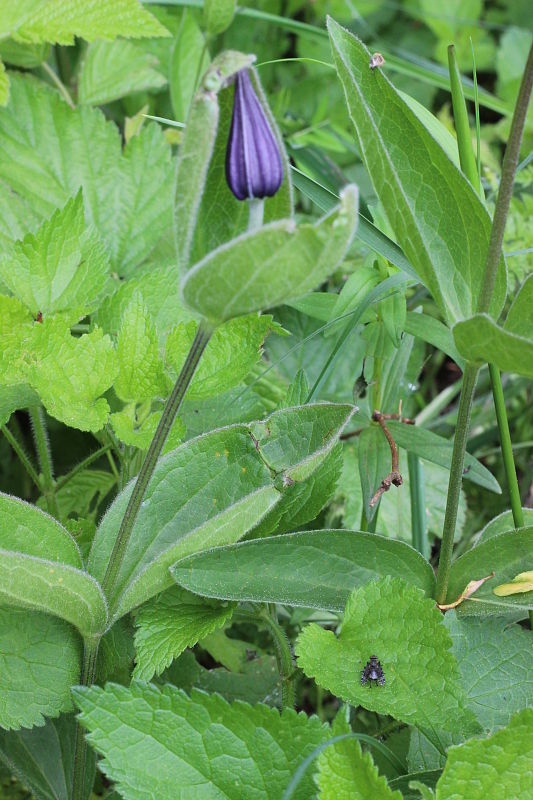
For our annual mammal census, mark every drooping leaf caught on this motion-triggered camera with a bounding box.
[453,313,533,378]
[114,293,167,403]
[327,19,506,324]
[296,577,480,738]
[403,311,463,366]
[78,40,167,106]
[74,682,329,800]
[133,586,236,680]
[169,10,210,123]
[172,530,435,610]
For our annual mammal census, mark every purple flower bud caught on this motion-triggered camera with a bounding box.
[225,69,284,201]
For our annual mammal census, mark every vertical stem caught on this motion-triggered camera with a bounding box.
[489,363,524,528]
[71,637,100,800]
[101,320,213,599]
[1,424,41,489]
[263,606,295,710]
[29,407,60,518]
[408,452,428,558]
[435,363,479,604]
[248,197,265,231]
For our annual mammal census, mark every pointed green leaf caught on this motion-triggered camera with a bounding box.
[170,10,210,123]
[134,586,236,680]
[79,40,167,106]
[0,192,111,318]
[181,185,358,323]
[172,530,435,610]
[327,19,506,324]
[453,313,533,377]
[115,293,167,403]
[110,407,185,452]
[296,577,480,737]
[474,509,533,545]
[203,0,236,36]
[74,683,329,800]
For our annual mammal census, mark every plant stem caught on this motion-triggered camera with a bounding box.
[489,363,524,527]
[435,363,479,604]
[408,452,428,558]
[41,61,75,108]
[71,636,100,800]
[29,407,60,518]
[262,606,295,710]
[101,320,213,599]
[55,444,112,492]
[248,197,265,231]
[1,424,41,489]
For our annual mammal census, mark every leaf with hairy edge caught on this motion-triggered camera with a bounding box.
[0,192,112,318]
[74,683,329,800]
[115,294,167,403]
[453,314,533,378]
[172,530,435,610]
[78,40,167,106]
[0,383,38,425]
[89,403,353,621]
[436,709,533,800]
[0,609,80,730]
[327,19,506,324]
[474,509,533,545]
[182,185,358,323]
[447,528,533,615]
[296,577,479,738]
[133,586,236,681]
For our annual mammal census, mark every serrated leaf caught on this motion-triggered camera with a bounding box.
[296,577,479,738]
[453,313,533,378]
[0,383,39,425]
[181,185,358,323]
[74,682,329,800]
[435,709,533,800]
[133,586,236,680]
[0,295,35,384]
[0,192,111,318]
[110,407,185,451]
[115,294,167,403]
[79,40,167,106]
[328,19,506,324]
[0,608,80,730]
[172,530,435,610]
[445,612,533,734]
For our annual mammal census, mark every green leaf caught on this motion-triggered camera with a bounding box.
[172,530,435,611]
[327,19,506,324]
[0,492,108,636]
[435,709,533,800]
[358,424,393,522]
[387,421,500,494]
[97,618,135,686]
[447,528,533,615]
[170,10,210,122]
[74,682,329,800]
[166,315,281,400]
[0,192,111,318]
[0,58,7,105]
[37,469,115,522]
[110,407,185,452]
[181,185,358,323]
[445,612,533,734]
[296,577,480,738]
[203,0,236,36]
[0,383,39,425]
[0,39,49,68]
[78,40,167,106]
[13,0,169,44]
[0,608,80,730]
[453,314,533,377]
[133,586,236,680]
[505,274,533,336]
[474,508,533,545]
[403,311,463,367]
[89,403,352,620]
[28,318,117,432]
[115,293,167,403]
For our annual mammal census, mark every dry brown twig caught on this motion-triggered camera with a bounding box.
[370,410,414,506]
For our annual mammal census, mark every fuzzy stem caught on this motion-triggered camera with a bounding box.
[41,61,75,108]
[262,606,295,709]
[71,637,100,800]
[101,320,213,600]
[29,407,60,518]
[489,363,524,527]
[248,197,265,231]
[1,424,41,489]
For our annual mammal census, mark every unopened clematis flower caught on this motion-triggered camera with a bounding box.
[225,69,284,201]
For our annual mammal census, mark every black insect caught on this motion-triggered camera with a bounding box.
[361,655,385,687]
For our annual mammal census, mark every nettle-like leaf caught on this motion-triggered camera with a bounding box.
[0,608,80,731]
[165,315,282,400]
[74,683,329,800]
[0,492,107,636]
[0,383,38,425]
[0,192,112,318]
[114,293,167,403]
[0,295,35,384]
[110,406,186,452]
[133,586,236,680]
[296,577,479,739]
[89,403,354,622]
[327,18,506,324]
[445,611,533,734]
[435,709,533,800]
[78,39,167,106]
[181,185,358,323]
[172,530,435,610]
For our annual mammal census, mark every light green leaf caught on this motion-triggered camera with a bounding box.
[0,38,49,68]
[115,293,167,403]
[97,618,135,686]
[453,313,533,377]
[165,315,280,400]
[28,318,117,432]
[110,407,185,452]
[13,0,169,44]
[133,586,236,680]
[296,577,480,738]
[78,39,167,106]
[170,10,210,122]
[203,0,236,36]
[0,58,7,105]
[0,192,111,318]
[0,608,80,730]
[447,528,533,615]
[89,403,353,621]
[181,185,358,323]
[0,383,38,425]
[358,424,393,522]
[445,612,533,734]
[474,509,533,545]
[74,682,329,800]
[435,709,533,800]
[0,295,37,385]
[172,530,435,610]
[327,19,506,324]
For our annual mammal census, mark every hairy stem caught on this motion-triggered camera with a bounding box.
[29,407,60,518]
[41,61,75,108]
[262,606,295,709]
[489,364,524,528]
[1,423,41,489]
[71,637,100,800]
